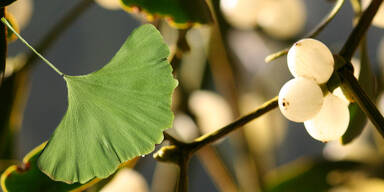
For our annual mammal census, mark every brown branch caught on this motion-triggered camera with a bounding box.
[154,97,278,162]
[189,97,278,153]
[339,0,383,60]
[335,0,384,136]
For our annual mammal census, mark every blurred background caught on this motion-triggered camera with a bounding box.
[3,0,384,191]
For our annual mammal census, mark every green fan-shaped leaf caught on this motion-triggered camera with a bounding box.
[1,143,87,192]
[37,24,177,184]
[120,0,213,28]
[1,143,139,192]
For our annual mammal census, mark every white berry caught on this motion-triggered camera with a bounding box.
[278,78,324,122]
[287,38,334,84]
[304,94,350,142]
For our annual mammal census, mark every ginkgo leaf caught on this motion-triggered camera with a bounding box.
[120,0,213,28]
[1,143,139,192]
[33,24,177,184]
[1,142,88,192]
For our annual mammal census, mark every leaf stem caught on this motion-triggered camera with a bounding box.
[7,0,94,77]
[265,0,345,63]
[1,18,64,76]
[26,0,94,68]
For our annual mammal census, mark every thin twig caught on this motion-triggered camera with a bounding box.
[2,18,64,76]
[208,2,258,188]
[339,0,383,60]
[264,48,288,63]
[163,132,184,145]
[154,97,278,162]
[265,0,345,63]
[163,26,192,192]
[339,67,384,134]
[176,154,189,192]
[171,28,190,71]
[0,0,93,162]
[207,0,240,115]
[350,0,363,14]
[0,7,6,85]
[307,0,345,38]
[189,97,278,153]
[22,0,94,71]
[197,146,239,192]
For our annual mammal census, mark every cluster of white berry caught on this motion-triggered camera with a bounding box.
[278,38,350,142]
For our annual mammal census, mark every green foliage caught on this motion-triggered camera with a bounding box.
[1,143,86,192]
[343,103,367,144]
[264,159,361,192]
[1,142,139,192]
[37,24,177,184]
[120,0,212,27]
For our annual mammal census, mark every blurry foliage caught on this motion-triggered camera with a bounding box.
[265,159,362,192]
[120,0,213,28]
[1,143,93,192]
